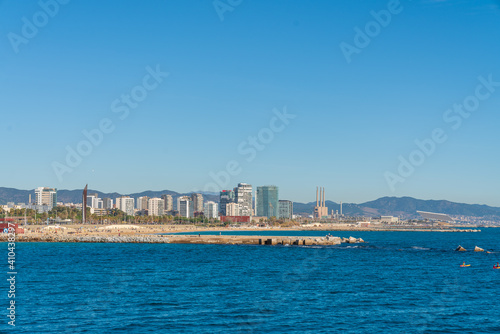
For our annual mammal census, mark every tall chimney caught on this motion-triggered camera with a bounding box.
[340,201,343,215]
[323,188,326,207]
[316,187,319,207]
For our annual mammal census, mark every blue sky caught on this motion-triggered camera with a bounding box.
[1,0,500,206]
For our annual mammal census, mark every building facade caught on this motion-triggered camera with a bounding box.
[136,196,149,211]
[161,194,173,212]
[148,198,165,216]
[203,201,219,219]
[116,196,135,216]
[278,200,293,220]
[102,198,113,210]
[191,193,204,213]
[177,196,193,218]
[35,187,57,210]
[225,202,240,216]
[87,193,103,209]
[234,183,253,216]
[219,190,235,216]
[256,186,279,218]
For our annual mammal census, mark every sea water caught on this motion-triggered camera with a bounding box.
[3,229,500,333]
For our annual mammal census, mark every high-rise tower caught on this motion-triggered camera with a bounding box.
[256,185,279,218]
[234,183,252,216]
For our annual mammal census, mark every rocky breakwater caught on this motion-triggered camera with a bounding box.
[167,234,365,246]
[1,234,170,244]
[259,236,364,246]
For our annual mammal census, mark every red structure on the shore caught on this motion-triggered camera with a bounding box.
[220,216,251,223]
[0,223,25,234]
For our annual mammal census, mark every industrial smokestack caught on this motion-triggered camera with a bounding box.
[323,188,326,207]
[340,201,343,216]
[316,187,319,206]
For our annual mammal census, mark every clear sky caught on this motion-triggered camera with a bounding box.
[1,0,500,206]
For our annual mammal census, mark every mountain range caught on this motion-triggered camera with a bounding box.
[1,187,499,220]
[0,187,219,208]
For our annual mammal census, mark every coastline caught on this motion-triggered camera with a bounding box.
[0,223,480,245]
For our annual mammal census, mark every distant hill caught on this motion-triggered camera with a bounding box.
[0,187,32,205]
[357,196,500,218]
[291,196,500,220]
[1,187,499,220]
[0,187,219,206]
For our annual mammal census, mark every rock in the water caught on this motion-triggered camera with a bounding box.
[474,246,484,252]
[455,245,466,251]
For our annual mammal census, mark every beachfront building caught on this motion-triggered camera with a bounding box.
[235,183,253,216]
[219,190,235,216]
[136,196,149,211]
[177,196,194,218]
[148,198,165,216]
[102,198,113,209]
[87,193,103,209]
[191,193,204,214]
[204,201,218,219]
[161,194,173,211]
[256,186,279,218]
[226,202,240,216]
[278,200,293,220]
[116,196,135,216]
[35,187,57,210]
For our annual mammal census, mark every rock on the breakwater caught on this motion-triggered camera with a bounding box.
[342,236,363,244]
[455,245,467,251]
[474,246,484,252]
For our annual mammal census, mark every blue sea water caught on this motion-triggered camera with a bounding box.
[2,229,500,333]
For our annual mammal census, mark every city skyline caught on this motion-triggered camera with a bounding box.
[2,182,500,208]
[1,1,500,206]
[4,184,500,224]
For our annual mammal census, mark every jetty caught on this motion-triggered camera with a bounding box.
[167,234,364,246]
[0,233,364,246]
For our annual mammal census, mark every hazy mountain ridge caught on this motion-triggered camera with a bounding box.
[1,187,499,219]
[292,197,500,219]
[359,197,500,218]
[0,187,219,207]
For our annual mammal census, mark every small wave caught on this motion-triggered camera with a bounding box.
[411,246,430,250]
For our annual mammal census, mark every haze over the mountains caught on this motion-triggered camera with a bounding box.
[2,187,500,220]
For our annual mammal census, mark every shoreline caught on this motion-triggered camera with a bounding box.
[164,227,481,234]
[1,224,480,245]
